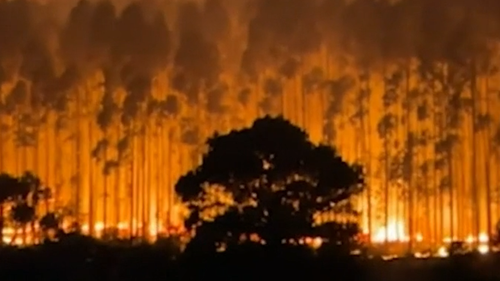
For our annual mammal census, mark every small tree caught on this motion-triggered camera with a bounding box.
[11,202,35,244]
[39,212,60,241]
[175,116,364,253]
[9,172,49,245]
[0,173,20,245]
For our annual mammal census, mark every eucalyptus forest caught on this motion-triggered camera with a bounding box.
[0,0,499,249]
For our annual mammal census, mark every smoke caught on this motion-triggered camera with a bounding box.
[237,87,252,106]
[202,0,231,44]
[172,0,221,104]
[206,81,229,114]
[0,0,44,84]
[0,0,499,125]
[241,0,321,78]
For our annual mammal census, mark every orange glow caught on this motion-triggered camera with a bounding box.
[1,218,186,246]
[437,246,449,258]
[0,53,498,251]
[465,235,475,244]
[478,244,489,254]
[372,219,409,243]
[415,233,423,242]
[478,233,489,243]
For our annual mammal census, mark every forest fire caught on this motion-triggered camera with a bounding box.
[0,0,500,254]
[372,220,409,243]
[1,217,186,245]
[370,220,491,245]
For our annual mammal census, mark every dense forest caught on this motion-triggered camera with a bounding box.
[0,0,500,247]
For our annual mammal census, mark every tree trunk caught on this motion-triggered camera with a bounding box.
[406,66,413,251]
[30,218,36,244]
[114,126,121,232]
[485,78,492,243]
[142,127,148,238]
[0,205,4,245]
[155,127,161,237]
[360,71,372,243]
[128,140,134,238]
[471,65,480,244]
[75,91,81,228]
[22,225,26,246]
[103,138,108,233]
[383,78,390,245]
[55,127,62,210]
[167,127,174,229]
[89,120,95,237]
[133,134,138,237]
[0,117,3,173]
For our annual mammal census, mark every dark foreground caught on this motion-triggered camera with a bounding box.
[0,237,499,281]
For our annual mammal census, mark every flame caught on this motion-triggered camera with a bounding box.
[1,216,186,246]
[415,233,423,242]
[478,244,489,254]
[372,219,409,243]
[437,246,449,257]
[478,233,489,243]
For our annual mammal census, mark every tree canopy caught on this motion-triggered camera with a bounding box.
[175,116,364,251]
[0,171,54,244]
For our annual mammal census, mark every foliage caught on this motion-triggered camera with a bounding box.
[0,171,53,244]
[8,172,49,225]
[176,116,364,252]
[39,213,60,230]
[10,203,35,226]
[0,174,19,202]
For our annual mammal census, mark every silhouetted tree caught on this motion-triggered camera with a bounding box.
[8,172,49,244]
[176,116,364,253]
[10,202,35,244]
[39,212,60,232]
[0,173,19,244]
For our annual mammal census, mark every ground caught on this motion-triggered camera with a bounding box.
[0,239,499,281]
